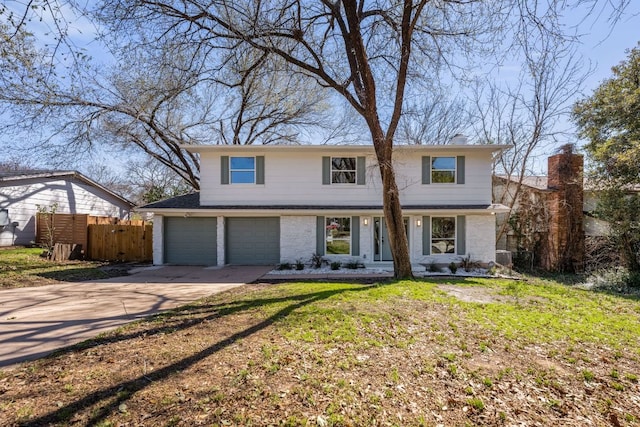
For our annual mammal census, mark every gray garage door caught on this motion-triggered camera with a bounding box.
[164,217,217,265]
[226,217,280,265]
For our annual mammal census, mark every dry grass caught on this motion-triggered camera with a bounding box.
[0,247,131,289]
[0,278,639,426]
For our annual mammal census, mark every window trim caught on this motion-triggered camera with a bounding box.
[330,156,357,185]
[229,156,256,184]
[431,156,457,184]
[430,216,456,255]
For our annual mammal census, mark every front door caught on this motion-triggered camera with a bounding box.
[374,217,408,261]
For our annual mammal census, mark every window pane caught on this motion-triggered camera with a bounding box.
[432,157,455,183]
[331,157,357,184]
[230,171,255,184]
[332,157,356,171]
[432,239,455,254]
[230,157,255,170]
[332,171,356,184]
[432,217,455,254]
[0,209,8,226]
[432,157,455,170]
[432,170,455,183]
[326,217,351,255]
[432,217,455,239]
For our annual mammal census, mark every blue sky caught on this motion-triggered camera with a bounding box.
[572,6,639,95]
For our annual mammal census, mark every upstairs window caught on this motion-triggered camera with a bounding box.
[230,157,255,184]
[431,217,456,254]
[431,157,456,183]
[331,157,357,184]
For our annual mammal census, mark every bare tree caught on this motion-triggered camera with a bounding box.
[0,18,331,189]
[471,22,590,246]
[0,156,36,172]
[399,86,471,145]
[124,158,193,204]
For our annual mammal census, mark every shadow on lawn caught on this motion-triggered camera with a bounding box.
[36,266,129,282]
[23,284,373,426]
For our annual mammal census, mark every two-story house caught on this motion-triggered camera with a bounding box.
[138,141,510,267]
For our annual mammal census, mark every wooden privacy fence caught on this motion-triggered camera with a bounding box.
[87,223,153,262]
[36,213,152,262]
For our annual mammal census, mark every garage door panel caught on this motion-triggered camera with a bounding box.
[165,217,217,265]
[226,217,279,265]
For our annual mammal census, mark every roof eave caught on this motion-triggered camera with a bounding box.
[181,144,513,154]
[138,204,505,215]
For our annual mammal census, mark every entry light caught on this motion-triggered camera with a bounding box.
[416,219,422,227]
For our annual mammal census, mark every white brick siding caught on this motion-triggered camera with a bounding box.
[217,216,225,265]
[152,215,164,265]
[466,215,496,263]
[280,216,316,264]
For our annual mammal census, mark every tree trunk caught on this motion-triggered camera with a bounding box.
[368,125,413,279]
[382,170,413,279]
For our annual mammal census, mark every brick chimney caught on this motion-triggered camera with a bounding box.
[541,147,585,272]
[547,151,583,191]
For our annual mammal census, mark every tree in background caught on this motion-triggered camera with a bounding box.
[574,43,640,186]
[0,156,35,172]
[0,6,333,190]
[574,43,640,272]
[591,188,640,272]
[477,23,589,251]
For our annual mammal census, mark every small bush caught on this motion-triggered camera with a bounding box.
[277,262,292,270]
[310,253,325,269]
[345,260,362,269]
[460,255,480,272]
[330,261,341,270]
[583,267,640,293]
[428,262,441,273]
[448,262,458,274]
[295,259,305,270]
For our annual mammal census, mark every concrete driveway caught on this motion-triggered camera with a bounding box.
[0,265,272,368]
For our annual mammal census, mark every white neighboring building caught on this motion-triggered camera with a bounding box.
[139,143,511,267]
[0,170,134,246]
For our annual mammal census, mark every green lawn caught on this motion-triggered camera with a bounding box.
[1,277,639,426]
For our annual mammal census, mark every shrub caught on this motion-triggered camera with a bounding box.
[310,253,325,269]
[330,261,341,270]
[448,262,458,274]
[345,260,363,269]
[428,262,441,273]
[584,267,640,293]
[295,259,305,270]
[277,262,292,270]
[460,255,480,272]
